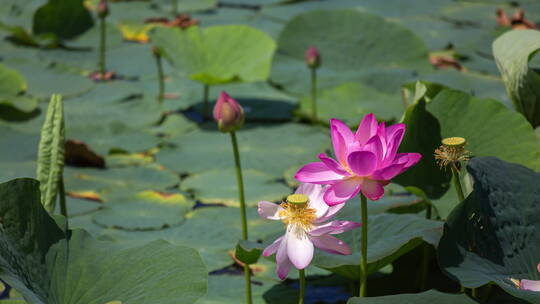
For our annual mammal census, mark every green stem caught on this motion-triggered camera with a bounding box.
[99,17,106,75]
[298,269,305,304]
[203,84,210,120]
[171,0,177,16]
[59,176,67,218]
[451,165,465,202]
[155,53,164,103]
[359,193,368,297]
[471,287,478,298]
[310,68,317,122]
[230,131,251,304]
[452,164,468,294]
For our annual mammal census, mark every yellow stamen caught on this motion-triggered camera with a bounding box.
[279,196,317,232]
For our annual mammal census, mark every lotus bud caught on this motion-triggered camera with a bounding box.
[97,0,109,18]
[305,46,321,69]
[434,137,472,170]
[213,91,245,133]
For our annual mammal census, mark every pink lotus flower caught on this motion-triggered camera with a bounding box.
[295,114,421,205]
[511,262,540,291]
[258,183,360,280]
[213,91,245,133]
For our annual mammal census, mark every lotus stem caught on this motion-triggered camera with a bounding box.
[99,17,106,75]
[155,52,164,103]
[203,84,210,120]
[58,176,67,218]
[298,269,306,304]
[359,193,368,297]
[310,68,317,122]
[229,131,252,304]
[451,165,465,202]
[171,0,177,16]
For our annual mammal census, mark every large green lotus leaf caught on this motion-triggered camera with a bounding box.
[181,169,291,207]
[270,9,430,96]
[438,157,540,303]
[0,178,65,303]
[152,0,218,13]
[151,25,276,85]
[427,89,540,170]
[151,114,197,138]
[0,178,208,303]
[64,165,179,194]
[393,89,451,199]
[66,196,102,217]
[297,82,403,126]
[98,205,283,271]
[347,290,476,304]
[3,61,94,99]
[312,213,443,279]
[32,0,93,40]
[92,190,193,230]
[493,29,540,127]
[418,70,510,108]
[156,123,328,178]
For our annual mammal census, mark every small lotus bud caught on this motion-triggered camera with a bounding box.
[305,46,321,69]
[213,91,244,133]
[97,0,109,18]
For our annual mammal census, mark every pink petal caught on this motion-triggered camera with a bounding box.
[384,125,405,162]
[371,164,405,181]
[330,118,355,143]
[361,178,385,200]
[310,234,352,255]
[347,151,377,176]
[286,230,314,269]
[323,178,362,205]
[319,153,350,176]
[258,201,282,220]
[296,183,329,218]
[355,113,378,145]
[316,203,346,223]
[330,120,350,166]
[309,221,361,236]
[276,238,292,280]
[521,279,540,291]
[295,162,344,184]
[263,236,283,256]
[363,135,384,163]
[402,152,422,168]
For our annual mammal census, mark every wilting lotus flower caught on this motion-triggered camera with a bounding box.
[305,46,321,69]
[258,183,360,280]
[295,114,421,205]
[511,263,540,291]
[213,91,245,133]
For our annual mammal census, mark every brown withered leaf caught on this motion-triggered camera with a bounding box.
[429,55,464,71]
[145,14,199,30]
[89,71,118,82]
[496,8,538,30]
[67,190,103,202]
[65,139,106,168]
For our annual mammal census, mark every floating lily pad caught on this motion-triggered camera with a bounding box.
[33,0,94,40]
[92,190,193,230]
[64,165,179,194]
[270,9,430,96]
[151,25,276,85]
[156,123,328,178]
[312,213,443,279]
[297,82,403,125]
[181,169,291,207]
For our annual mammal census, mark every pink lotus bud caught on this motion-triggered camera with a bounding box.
[97,0,109,18]
[305,46,321,69]
[213,91,245,133]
